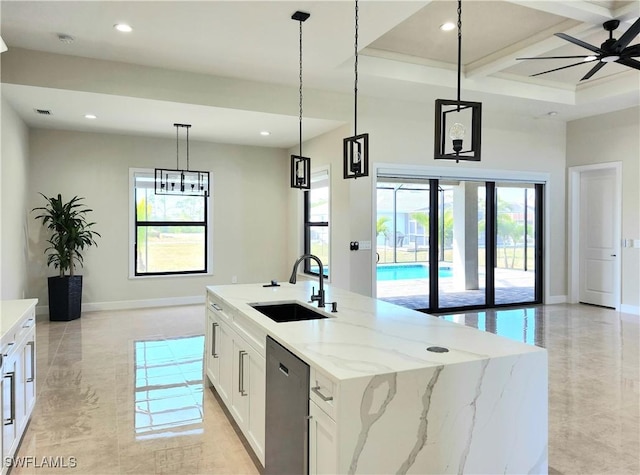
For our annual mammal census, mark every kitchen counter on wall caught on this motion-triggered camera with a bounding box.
[206,282,547,474]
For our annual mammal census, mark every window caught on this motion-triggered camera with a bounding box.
[131,169,209,276]
[304,169,329,277]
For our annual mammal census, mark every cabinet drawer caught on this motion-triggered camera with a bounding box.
[310,367,336,419]
[207,295,232,325]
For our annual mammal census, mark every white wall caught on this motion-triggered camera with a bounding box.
[292,95,568,302]
[27,129,290,310]
[0,97,30,300]
[567,107,640,312]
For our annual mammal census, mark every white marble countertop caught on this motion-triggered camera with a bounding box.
[207,282,545,381]
[1,299,38,340]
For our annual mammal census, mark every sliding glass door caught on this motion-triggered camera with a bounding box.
[376,177,543,313]
[437,180,486,309]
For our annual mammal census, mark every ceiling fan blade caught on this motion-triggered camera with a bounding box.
[530,60,592,77]
[516,55,593,60]
[616,57,640,71]
[555,32,602,54]
[580,61,606,81]
[622,44,640,57]
[612,18,640,52]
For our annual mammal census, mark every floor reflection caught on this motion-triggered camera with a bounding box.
[440,307,545,346]
[134,335,205,439]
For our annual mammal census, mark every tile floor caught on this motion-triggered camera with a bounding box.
[10,303,640,474]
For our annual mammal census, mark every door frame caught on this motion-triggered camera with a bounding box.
[568,162,622,310]
[373,164,550,306]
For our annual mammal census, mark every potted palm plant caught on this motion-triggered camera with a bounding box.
[33,194,100,321]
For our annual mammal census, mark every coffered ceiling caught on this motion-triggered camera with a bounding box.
[1,1,638,147]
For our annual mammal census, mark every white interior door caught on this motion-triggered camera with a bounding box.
[579,168,619,308]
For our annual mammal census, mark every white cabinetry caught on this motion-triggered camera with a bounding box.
[309,367,338,475]
[1,300,37,475]
[204,292,265,466]
[309,400,337,475]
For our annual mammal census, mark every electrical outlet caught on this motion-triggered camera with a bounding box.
[350,241,359,251]
[634,239,640,248]
[232,275,238,284]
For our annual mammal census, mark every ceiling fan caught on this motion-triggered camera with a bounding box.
[516,18,640,81]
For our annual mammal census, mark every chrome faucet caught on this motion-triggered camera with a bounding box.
[289,254,325,308]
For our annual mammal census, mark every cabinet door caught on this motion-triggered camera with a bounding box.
[216,321,233,405]
[205,313,220,386]
[230,339,249,428]
[245,344,265,466]
[2,354,18,462]
[22,327,36,421]
[309,400,338,475]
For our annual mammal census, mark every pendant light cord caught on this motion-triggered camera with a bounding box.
[299,19,303,160]
[354,0,359,137]
[456,0,462,106]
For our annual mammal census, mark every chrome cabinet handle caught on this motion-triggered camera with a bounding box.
[22,318,34,328]
[26,341,35,383]
[239,350,248,396]
[211,303,223,311]
[212,323,219,358]
[3,371,15,426]
[311,386,333,401]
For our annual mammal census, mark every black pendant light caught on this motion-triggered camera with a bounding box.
[155,123,209,196]
[343,0,369,179]
[291,11,311,189]
[434,0,482,163]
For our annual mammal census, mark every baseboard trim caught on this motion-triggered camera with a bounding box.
[545,295,567,305]
[35,295,205,316]
[620,304,640,316]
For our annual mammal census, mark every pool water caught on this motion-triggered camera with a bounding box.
[377,264,453,281]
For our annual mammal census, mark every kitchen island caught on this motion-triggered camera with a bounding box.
[205,282,547,474]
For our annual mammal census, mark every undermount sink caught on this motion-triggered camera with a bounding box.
[250,301,328,323]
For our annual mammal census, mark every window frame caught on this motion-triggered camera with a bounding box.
[303,168,330,278]
[129,168,211,278]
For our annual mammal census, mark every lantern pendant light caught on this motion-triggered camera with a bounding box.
[343,0,369,179]
[155,123,209,197]
[434,0,482,163]
[290,11,311,189]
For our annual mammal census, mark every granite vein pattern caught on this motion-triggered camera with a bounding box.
[208,282,548,474]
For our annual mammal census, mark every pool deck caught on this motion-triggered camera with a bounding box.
[377,267,536,309]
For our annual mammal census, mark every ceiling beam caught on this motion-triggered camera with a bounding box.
[504,1,613,24]
[466,20,597,78]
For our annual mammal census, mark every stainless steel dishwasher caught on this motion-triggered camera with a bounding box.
[265,336,310,475]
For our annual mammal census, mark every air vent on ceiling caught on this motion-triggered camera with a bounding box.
[35,109,52,115]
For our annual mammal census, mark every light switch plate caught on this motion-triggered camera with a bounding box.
[360,240,372,250]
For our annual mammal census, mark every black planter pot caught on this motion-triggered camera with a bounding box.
[48,275,83,321]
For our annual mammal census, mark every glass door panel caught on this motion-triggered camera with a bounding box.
[495,184,536,305]
[376,182,430,309]
[438,181,486,309]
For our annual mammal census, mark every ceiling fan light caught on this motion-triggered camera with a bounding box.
[583,55,597,62]
[440,22,455,31]
[601,55,620,63]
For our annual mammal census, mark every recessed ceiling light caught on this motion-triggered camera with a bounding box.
[84,114,97,120]
[547,111,558,117]
[114,23,133,33]
[260,131,271,136]
[583,55,597,62]
[440,22,455,31]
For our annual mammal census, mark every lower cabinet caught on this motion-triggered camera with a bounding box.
[309,400,338,475]
[1,301,37,475]
[231,339,265,463]
[204,299,265,466]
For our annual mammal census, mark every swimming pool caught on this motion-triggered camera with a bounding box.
[377,264,453,281]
